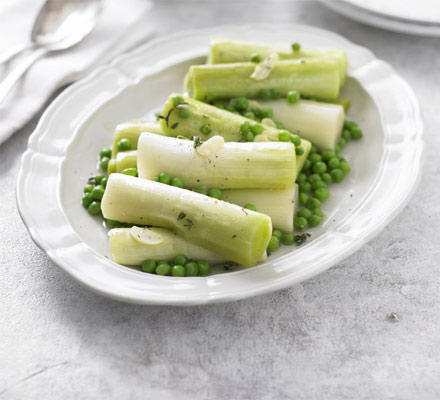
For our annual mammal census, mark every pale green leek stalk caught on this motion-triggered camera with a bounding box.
[222,185,298,233]
[137,132,297,189]
[111,121,163,157]
[101,173,272,267]
[108,150,137,174]
[109,227,227,266]
[207,38,347,87]
[257,99,345,150]
[185,59,341,101]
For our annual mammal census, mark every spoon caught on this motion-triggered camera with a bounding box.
[0,0,102,104]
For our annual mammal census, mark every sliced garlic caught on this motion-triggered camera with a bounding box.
[261,118,276,127]
[196,135,225,158]
[130,226,163,245]
[250,52,279,81]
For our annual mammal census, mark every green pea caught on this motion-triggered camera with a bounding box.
[294,217,308,231]
[244,111,256,120]
[250,53,261,63]
[306,197,321,210]
[260,108,273,118]
[171,265,185,277]
[334,144,341,154]
[251,107,262,118]
[91,185,105,200]
[297,208,312,219]
[208,188,222,199]
[308,173,321,183]
[338,138,347,148]
[314,209,324,217]
[267,235,280,252]
[291,42,301,51]
[310,144,318,154]
[340,161,351,174]
[88,201,101,215]
[244,131,255,142]
[83,184,94,194]
[295,146,304,156]
[296,172,307,183]
[309,153,322,163]
[299,193,309,206]
[100,156,110,171]
[106,219,122,229]
[312,161,327,174]
[281,234,294,245]
[343,120,358,130]
[174,254,187,266]
[250,123,264,135]
[185,262,199,277]
[121,168,138,177]
[200,124,212,135]
[197,260,210,276]
[214,102,225,109]
[321,173,332,184]
[100,177,108,188]
[272,229,282,240]
[244,203,256,211]
[314,188,329,201]
[258,89,271,100]
[312,180,327,190]
[290,135,301,146]
[142,259,156,273]
[82,193,93,208]
[299,181,312,193]
[330,168,344,183]
[94,174,105,185]
[171,176,185,188]
[240,121,251,133]
[351,126,363,140]
[278,130,291,142]
[194,187,208,195]
[172,95,185,108]
[342,129,352,141]
[179,108,191,119]
[156,263,171,276]
[117,138,132,152]
[158,172,171,184]
[235,97,249,111]
[100,148,112,159]
[287,90,300,104]
[328,157,340,169]
[225,105,235,112]
[270,89,283,99]
[302,159,312,171]
[275,121,284,129]
[308,214,322,227]
[321,149,336,162]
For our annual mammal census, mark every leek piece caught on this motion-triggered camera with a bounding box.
[222,185,298,233]
[185,59,341,101]
[258,99,345,150]
[111,121,164,157]
[101,173,272,267]
[108,150,137,174]
[207,38,347,87]
[160,95,311,153]
[109,227,227,266]
[137,132,297,189]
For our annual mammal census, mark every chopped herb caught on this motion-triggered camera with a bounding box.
[232,234,237,239]
[155,112,162,121]
[177,212,186,221]
[184,219,193,230]
[224,262,238,271]
[163,107,175,127]
[171,122,179,129]
[193,136,203,148]
[294,233,311,245]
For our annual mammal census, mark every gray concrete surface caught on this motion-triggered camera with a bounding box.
[1,1,439,399]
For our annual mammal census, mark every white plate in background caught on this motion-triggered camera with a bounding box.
[320,0,440,36]
[16,24,423,305]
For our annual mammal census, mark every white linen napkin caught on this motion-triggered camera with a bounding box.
[0,0,153,145]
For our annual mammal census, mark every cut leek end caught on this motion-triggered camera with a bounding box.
[244,214,272,267]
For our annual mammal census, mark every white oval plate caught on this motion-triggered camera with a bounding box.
[17,25,424,305]
[320,0,440,37]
